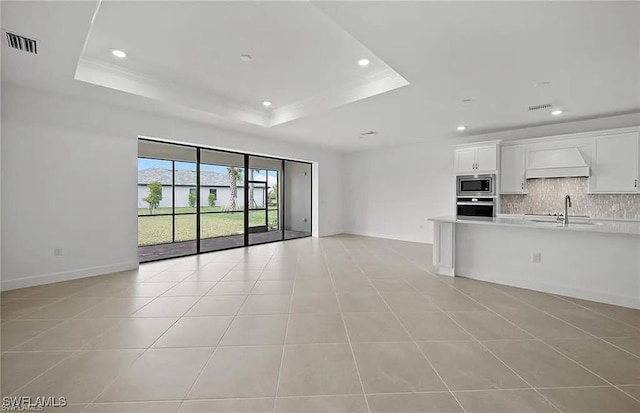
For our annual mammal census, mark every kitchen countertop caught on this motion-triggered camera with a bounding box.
[429,215,640,236]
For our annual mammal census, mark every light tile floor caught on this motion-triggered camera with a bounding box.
[1,234,640,412]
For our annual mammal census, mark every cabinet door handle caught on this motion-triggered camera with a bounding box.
[635,179,638,188]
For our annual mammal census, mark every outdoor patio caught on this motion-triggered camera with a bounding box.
[138,231,311,262]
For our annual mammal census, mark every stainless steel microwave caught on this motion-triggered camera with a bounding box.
[456,174,496,197]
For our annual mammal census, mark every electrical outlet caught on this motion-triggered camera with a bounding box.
[531,252,542,263]
[54,247,63,257]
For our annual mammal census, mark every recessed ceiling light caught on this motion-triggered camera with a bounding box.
[111,49,127,59]
[262,100,272,107]
[551,109,563,116]
[457,126,466,131]
[358,58,370,67]
[240,54,252,62]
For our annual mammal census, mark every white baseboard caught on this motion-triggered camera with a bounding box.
[343,230,431,244]
[436,266,455,277]
[460,272,640,310]
[1,261,139,291]
[318,231,345,237]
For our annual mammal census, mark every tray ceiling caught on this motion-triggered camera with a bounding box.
[75,1,409,127]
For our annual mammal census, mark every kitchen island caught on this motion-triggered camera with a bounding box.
[430,215,640,309]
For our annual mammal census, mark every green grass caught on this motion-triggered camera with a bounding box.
[138,209,279,246]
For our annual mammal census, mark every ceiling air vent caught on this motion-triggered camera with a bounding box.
[359,131,378,137]
[528,103,552,112]
[5,31,37,54]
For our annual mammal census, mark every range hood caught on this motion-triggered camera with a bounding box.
[526,147,590,179]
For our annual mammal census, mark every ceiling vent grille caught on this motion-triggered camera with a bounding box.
[528,103,552,111]
[5,31,37,54]
[359,131,378,137]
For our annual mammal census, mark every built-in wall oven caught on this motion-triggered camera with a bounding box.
[456,197,495,218]
[456,174,496,197]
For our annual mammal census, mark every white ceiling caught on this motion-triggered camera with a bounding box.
[77,1,408,127]
[2,1,639,152]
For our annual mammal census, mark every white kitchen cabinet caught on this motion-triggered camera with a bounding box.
[590,132,639,193]
[475,145,498,173]
[455,143,499,175]
[500,144,527,194]
[454,147,476,174]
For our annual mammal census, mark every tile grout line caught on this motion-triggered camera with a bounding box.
[3,237,640,410]
[1,267,185,395]
[321,242,373,413]
[457,279,640,361]
[456,278,640,360]
[6,284,163,402]
[175,248,280,412]
[80,256,245,412]
[464,285,640,405]
[272,242,301,413]
[548,293,640,330]
[390,250,636,409]
[335,238,470,413]
[374,240,567,413]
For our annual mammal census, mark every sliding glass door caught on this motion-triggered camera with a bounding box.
[284,160,312,240]
[137,141,197,261]
[137,139,312,262]
[199,149,245,253]
[248,156,283,245]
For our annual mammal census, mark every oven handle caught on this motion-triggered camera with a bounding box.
[456,201,495,206]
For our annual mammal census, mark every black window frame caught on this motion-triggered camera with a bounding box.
[137,138,312,262]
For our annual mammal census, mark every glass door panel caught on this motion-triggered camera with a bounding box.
[137,140,197,262]
[249,156,283,245]
[199,149,246,253]
[284,160,312,240]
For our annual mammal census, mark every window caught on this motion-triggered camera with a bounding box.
[138,139,311,262]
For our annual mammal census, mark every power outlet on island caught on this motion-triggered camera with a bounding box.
[531,252,542,263]
[54,247,63,257]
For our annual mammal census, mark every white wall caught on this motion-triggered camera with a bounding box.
[342,113,640,244]
[343,139,457,244]
[284,161,312,233]
[1,84,343,290]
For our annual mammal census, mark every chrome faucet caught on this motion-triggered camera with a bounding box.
[559,195,572,226]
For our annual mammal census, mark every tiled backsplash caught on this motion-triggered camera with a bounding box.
[501,177,640,220]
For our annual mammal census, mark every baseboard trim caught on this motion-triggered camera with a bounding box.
[318,231,345,237]
[343,231,431,244]
[459,271,640,310]
[1,261,140,291]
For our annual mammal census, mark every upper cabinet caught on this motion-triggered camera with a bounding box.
[500,144,526,194]
[455,142,499,175]
[589,131,639,194]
